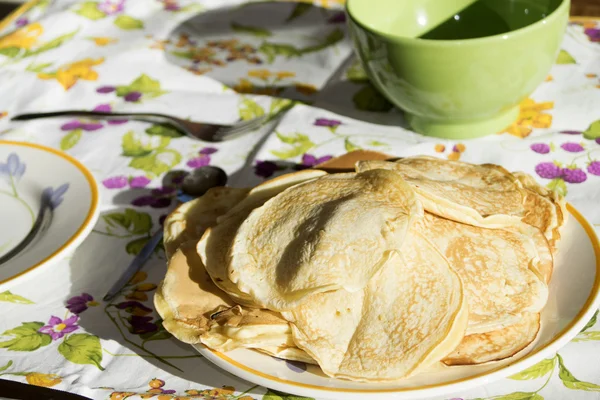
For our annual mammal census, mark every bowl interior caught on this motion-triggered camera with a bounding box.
[347,0,563,40]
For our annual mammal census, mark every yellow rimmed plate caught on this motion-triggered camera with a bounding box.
[0,140,99,286]
[195,204,600,400]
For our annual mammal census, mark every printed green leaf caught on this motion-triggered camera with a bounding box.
[145,124,183,138]
[231,22,271,37]
[271,138,314,160]
[344,138,361,152]
[556,49,576,64]
[239,98,265,121]
[0,291,34,304]
[129,149,182,177]
[125,236,162,256]
[75,1,106,20]
[546,178,567,197]
[275,131,311,145]
[510,357,555,380]
[286,3,313,22]
[269,98,294,118]
[116,74,166,99]
[583,120,600,140]
[60,129,82,151]
[121,131,153,157]
[0,47,21,58]
[114,15,144,30]
[368,140,388,147]
[0,322,51,351]
[58,333,104,370]
[180,3,204,12]
[557,354,600,391]
[574,331,600,341]
[303,28,344,54]
[102,209,152,236]
[263,390,314,400]
[26,62,53,73]
[549,142,556,152]
[353,84,393,112]
[170,50,194,60]
[0,360,13,373]
[581,310,598,332]
[259,42,302,63]
[345,59,368,82]
[491,392,542,400]
[23,29,79,57]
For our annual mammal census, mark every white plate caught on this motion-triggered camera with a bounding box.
[0,140,99,286]
[196,204,600,400]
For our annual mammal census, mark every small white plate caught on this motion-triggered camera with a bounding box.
[196,204,600,400]
[0,140,99,286]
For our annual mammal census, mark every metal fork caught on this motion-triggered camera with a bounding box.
[11,110,277,142]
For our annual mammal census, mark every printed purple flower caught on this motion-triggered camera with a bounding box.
[162,0,180,11]
[562,167,587,183]
[314,118,342,128]
[584,28,600,42]
[254,160,278,178]
[127,315,158,334]
[596,138,600,145]
[0,153,26,185]
[61,120,103,131]
[97,86,116,94]
[103,175,128,189]
[132,186,174,208]
[187,155,210,168]
[129,176,151,188]
[199,147,218,155]
[301,153,333,167]
[98,0,125,15]
[530,143,550,154]
[588,161,600,176]
[561,142,585,152]
[535,162,562,179]
[15,18,28,27]
[560,130,582,135]
[66,293,98,314]
[39,315,79,340]
[124,91,142,102]
[42,183,69,209]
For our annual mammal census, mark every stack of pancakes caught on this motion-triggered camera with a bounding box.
[154,152,566,382]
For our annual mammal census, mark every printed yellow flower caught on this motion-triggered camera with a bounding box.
[0,111,7,119]
[545,75,554,82]
[276,71,296,80]
[26,373,62,387]
[295,82,318,95]
[91,37,118,46]
[501,97,554,138]
[248,69,272,80]
[434,144,445,153]
[0,22,43,50]
[233,78,254,94]
[454,143,466,153]
[109,392,136,400]
[447,151,461,161]
[129,271,147,285]
[586,73,597,78]
[38,58,104,90]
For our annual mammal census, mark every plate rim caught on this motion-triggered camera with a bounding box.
[197,203,600,396]
[0,140,100,286]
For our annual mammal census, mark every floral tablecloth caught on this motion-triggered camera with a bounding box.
[0,1,599,399]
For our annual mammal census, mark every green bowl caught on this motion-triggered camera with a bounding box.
[346,0,570,139]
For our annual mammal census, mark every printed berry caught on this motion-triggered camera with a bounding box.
[587,161,600,176]
[562,168,587,183]
[149,379,165,389]
[535,162,562,179]
[561,142,585,152]
[530,143,550,154]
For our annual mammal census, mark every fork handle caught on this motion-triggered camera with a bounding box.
[11,110,173,125]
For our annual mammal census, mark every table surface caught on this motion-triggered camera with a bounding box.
[0,1,599,400]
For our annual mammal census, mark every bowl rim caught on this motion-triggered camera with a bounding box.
[346,0,570,46]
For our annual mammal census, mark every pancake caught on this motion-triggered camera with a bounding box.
[443,313,540,365]
[418,213,549,335]
[163,186,249,259]
[281,230,468,382]
[356,157,525,228]
[198,170,328,306]
[255,346,317,364]
[225,169,423,311]
[513,171,567,253]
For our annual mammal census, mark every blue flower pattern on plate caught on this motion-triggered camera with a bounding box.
[43,183,70,210]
